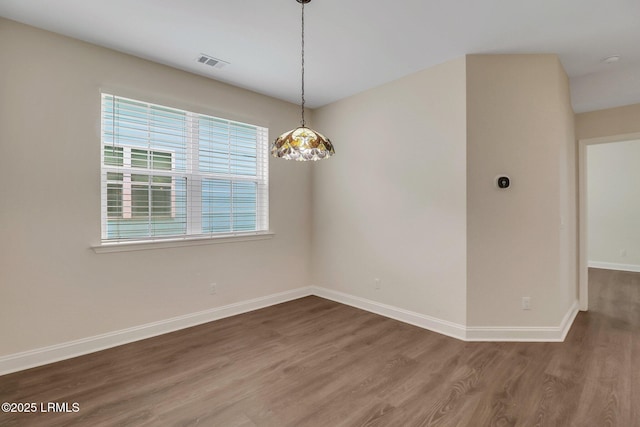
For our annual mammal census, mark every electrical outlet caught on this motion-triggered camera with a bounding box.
[522,297,531,310]
[209,283,217,295]
[620,249,627,257]
[374,278,381,290]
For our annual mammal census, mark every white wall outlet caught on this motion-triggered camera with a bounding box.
[374,278,381,290]
[620,249,627,257]
[209,283,217,295]
[522,296,531,310]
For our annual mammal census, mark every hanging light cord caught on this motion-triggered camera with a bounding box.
[300,0,306,127]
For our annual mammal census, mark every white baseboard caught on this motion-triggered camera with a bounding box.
[312,287,580,343]
[1,287,581,376]
[588,261,640,273]
[465,300,580,342]
[310,286,467,340]
[0,287,313,376]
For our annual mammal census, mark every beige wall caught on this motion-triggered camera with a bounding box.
[557,60,579,322]
[0,19,312,356]
[466,55,577,327]
[311,58,468,325]
[587,140,640,269]
[311,54,578,331]
[0,17,583,359]
[575,104,640,140]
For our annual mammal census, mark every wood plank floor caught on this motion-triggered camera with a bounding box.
[1,268,638,426]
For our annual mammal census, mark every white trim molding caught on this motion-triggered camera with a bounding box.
[0,287,311,376]
[0,287,581,376]
[588,261,640,273]
[92,232,275,253]
[310,286,467,340]
[312,287,580,343]
[465,301,580,342]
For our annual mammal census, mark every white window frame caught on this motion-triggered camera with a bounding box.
[99,93,270,248]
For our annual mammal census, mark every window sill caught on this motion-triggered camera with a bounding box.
[92,231,275,253]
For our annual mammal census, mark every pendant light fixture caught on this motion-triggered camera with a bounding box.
[271,0,335,161]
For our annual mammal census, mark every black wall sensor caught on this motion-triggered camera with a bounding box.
[497,176,510,189]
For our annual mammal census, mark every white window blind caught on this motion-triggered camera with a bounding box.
[101,94,269,242]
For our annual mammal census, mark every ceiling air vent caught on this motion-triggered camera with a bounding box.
[196,54,229,69]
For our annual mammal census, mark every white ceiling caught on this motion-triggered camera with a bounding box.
[1,0,640,112]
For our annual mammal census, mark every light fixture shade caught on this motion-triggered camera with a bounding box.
[272,126,335,161]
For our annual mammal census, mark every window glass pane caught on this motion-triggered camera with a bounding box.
[198,119,258,176]
[106,172,123,181]
[131,185,149,217]
[201,180,257,233]
[199,117,230,175]
[131,149,148,168]
[131,174,149,183]
[152,175,172,184]
[104,146,123,166]
[112,100,153,148]
[130,184,172,218]
[202,179,231,233]
[231,124,257,176]
[152,151,172,170]
[232,181,257,231]
[107,183,122,218]
[151,186,171,217]
[105,178,187,239]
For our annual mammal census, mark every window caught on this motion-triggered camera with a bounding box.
[101,94,269,242]
[105,147,174,219]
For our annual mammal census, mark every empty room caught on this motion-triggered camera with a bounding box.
[1,0,639,426]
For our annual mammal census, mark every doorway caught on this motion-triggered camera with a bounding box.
[578,132,640,310]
